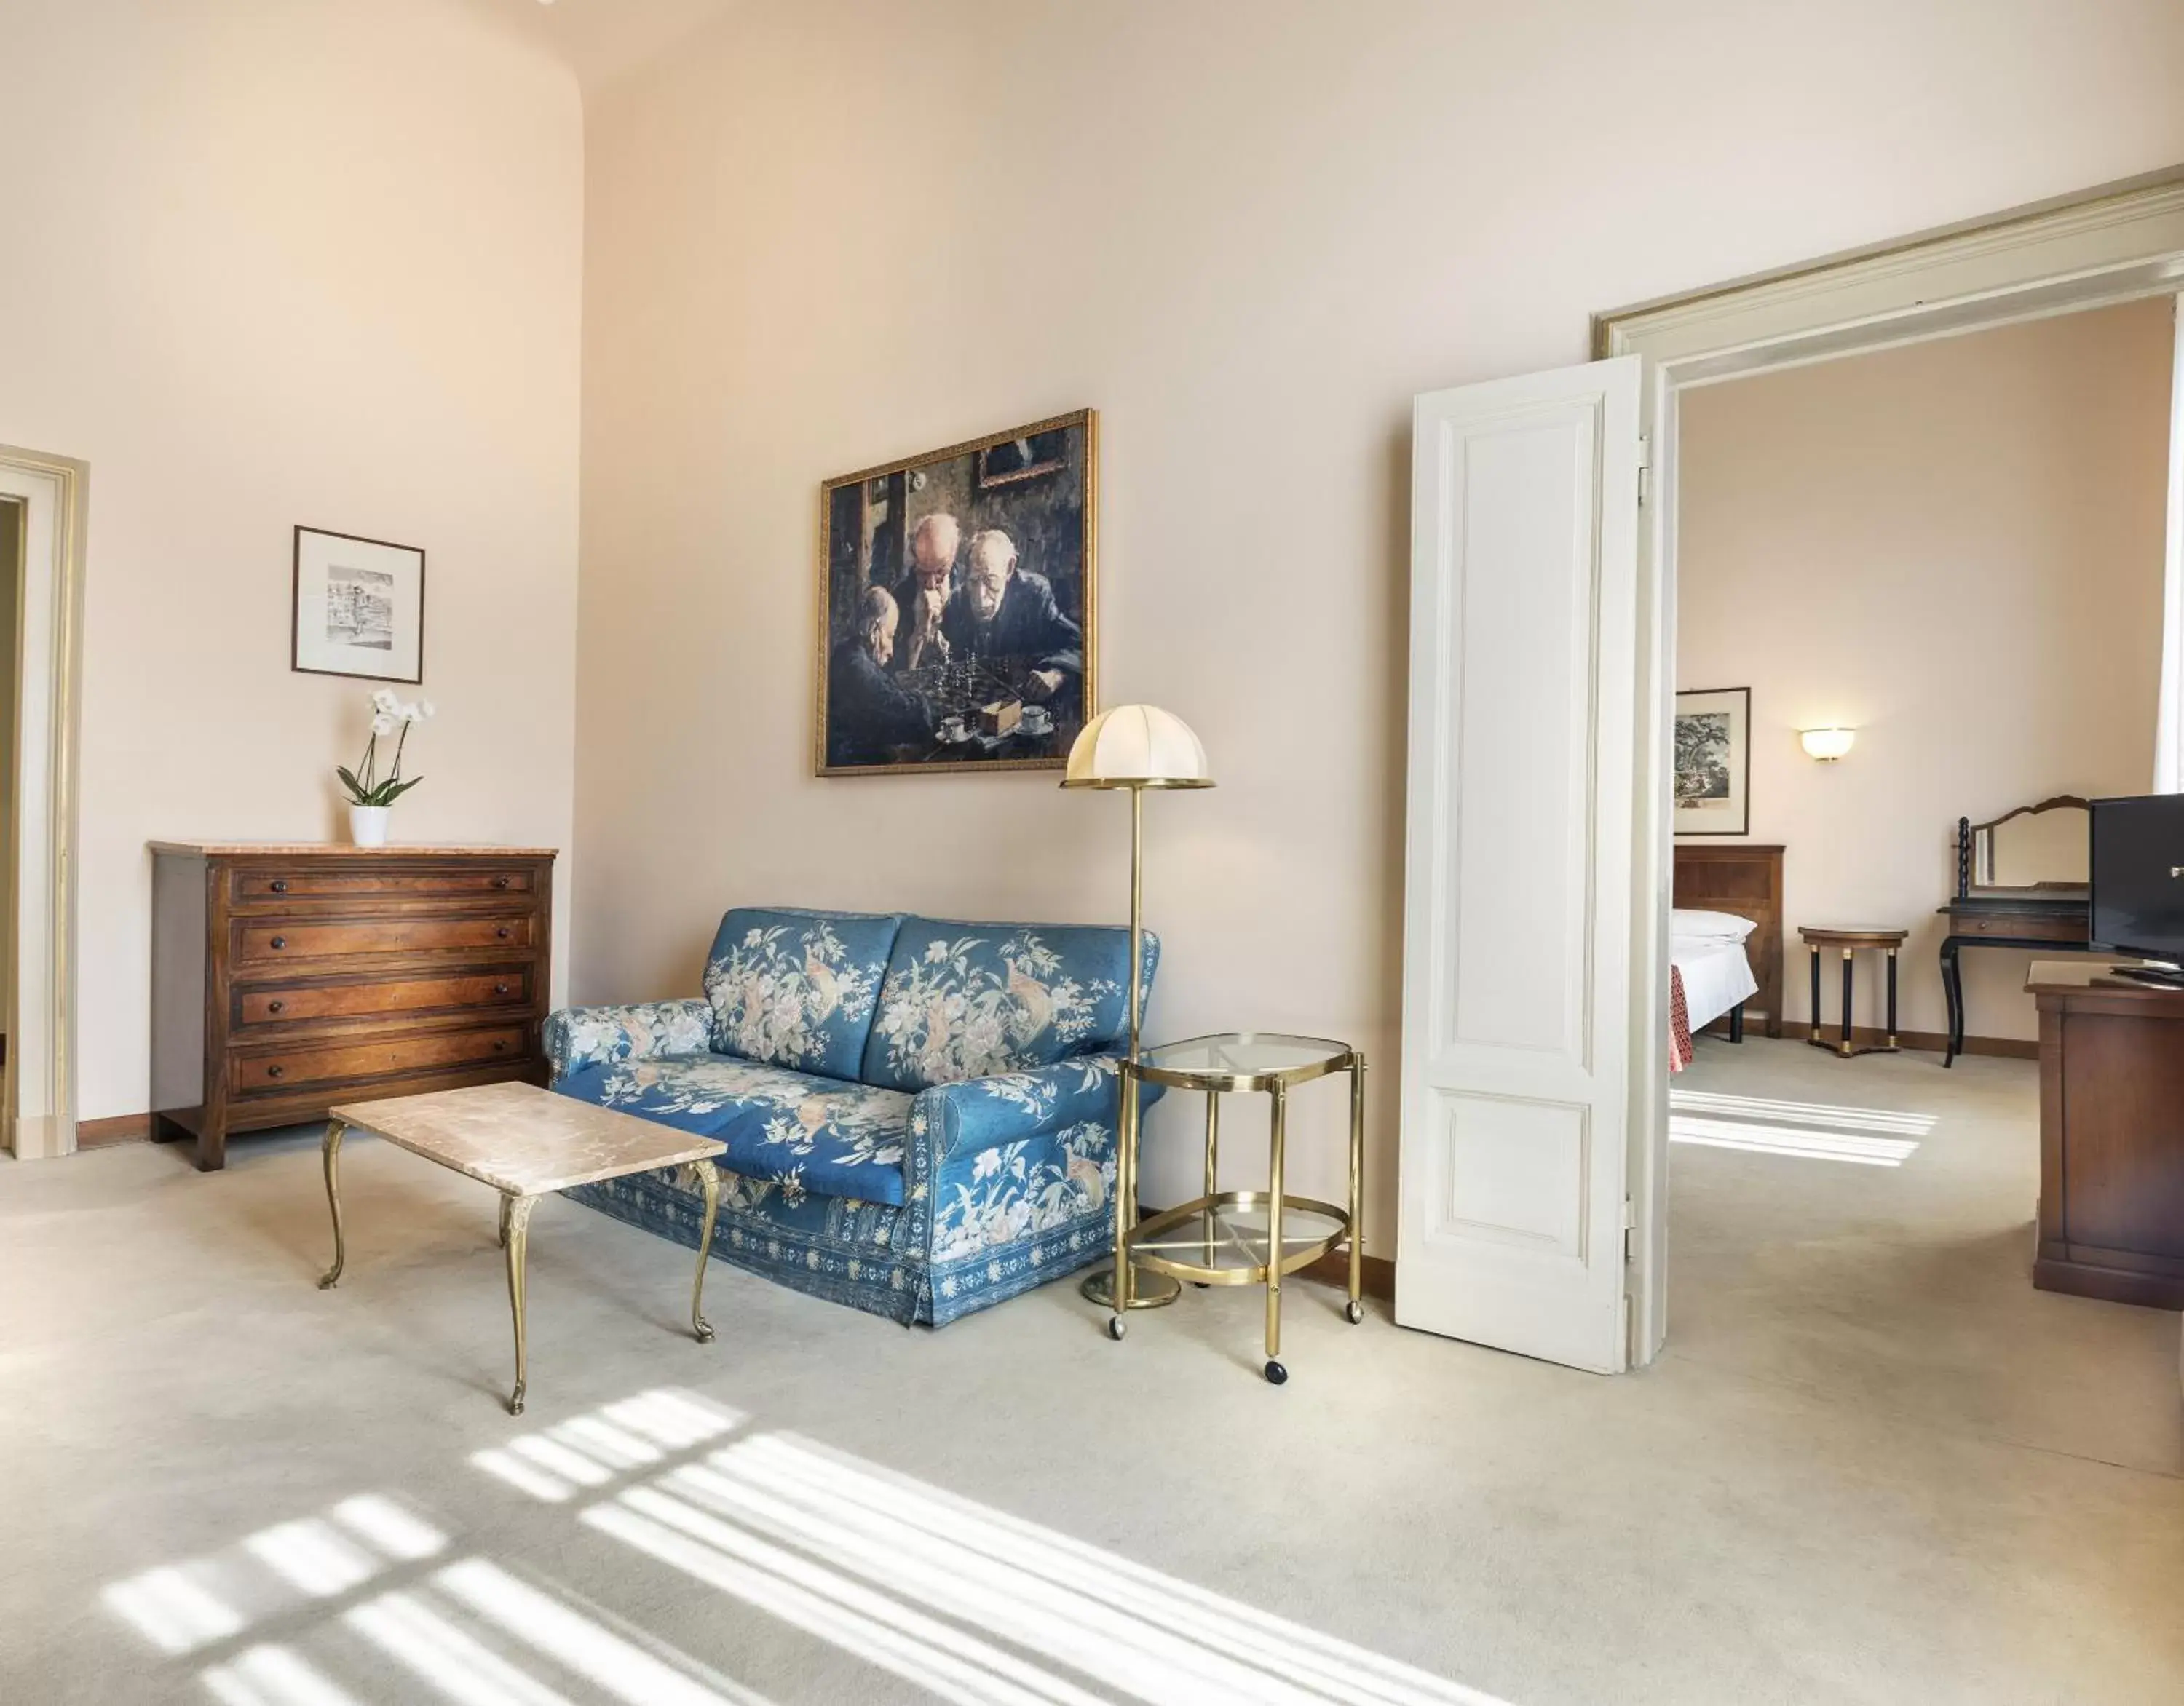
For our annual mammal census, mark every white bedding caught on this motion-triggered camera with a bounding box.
[1671,936,1759,1033]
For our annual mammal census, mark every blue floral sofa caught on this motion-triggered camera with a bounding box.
[543,908,1158,1326]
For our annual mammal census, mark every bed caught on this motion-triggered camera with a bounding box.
[1671,929,1761,1071]
[1669,844,1783,1072]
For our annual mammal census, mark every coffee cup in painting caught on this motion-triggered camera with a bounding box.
[938,716,969,744]
[1019,704,1052,737]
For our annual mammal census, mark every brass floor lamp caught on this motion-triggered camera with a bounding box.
[1062,704,1214,1320]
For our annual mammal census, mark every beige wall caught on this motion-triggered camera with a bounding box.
[573,0,2184,1243]
[0,1,584,1123]
[1678,302,2173,1043]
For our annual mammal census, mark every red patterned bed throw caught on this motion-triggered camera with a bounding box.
[1669,963,1695,1074]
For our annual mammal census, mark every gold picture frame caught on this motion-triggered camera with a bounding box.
[814,408,1097,777]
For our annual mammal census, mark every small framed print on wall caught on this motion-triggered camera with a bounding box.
[291,525,425,684]
[1674,686,1751,836]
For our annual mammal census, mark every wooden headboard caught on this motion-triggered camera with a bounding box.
[1674,843,1785,1039]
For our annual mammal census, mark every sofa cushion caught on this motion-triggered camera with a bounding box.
[553,1052,911,1206]
[859,917,1157,1092]
[701,908,901,1081]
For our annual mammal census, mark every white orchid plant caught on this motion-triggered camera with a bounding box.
[338,688,435,808]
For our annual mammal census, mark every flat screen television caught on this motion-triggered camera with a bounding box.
[2090,793,2184,982]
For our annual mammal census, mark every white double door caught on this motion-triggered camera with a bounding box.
[1396,356,1650,1374]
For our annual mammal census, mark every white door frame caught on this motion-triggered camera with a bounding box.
[0,446,87,1161]
[1597,165,2184,1365]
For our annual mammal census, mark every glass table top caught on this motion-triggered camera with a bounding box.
[1131,1200,1348,1277]
[1131,1032,1353,1082]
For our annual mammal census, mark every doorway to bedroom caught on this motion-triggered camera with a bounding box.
[1658,293,2183,1464]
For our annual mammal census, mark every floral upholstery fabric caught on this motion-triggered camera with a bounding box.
[565,1109,1122,1326]
[569,1165,922,1322]
[553,1052,913,1206]
[907,1055,1161,1164]
[545,907,1163,1328]
[859,920,1158,1092]
[542,999,713,1080]
[701,908,901,1081]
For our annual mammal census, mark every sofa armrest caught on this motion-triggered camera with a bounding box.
[542,999,713,1080]
[909,1055,1169,1168]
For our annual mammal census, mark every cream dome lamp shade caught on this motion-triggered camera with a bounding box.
[1061,705,1214,790]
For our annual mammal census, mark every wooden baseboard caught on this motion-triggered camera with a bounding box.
[1761,1025,2038,1060]
[1699,1019,2034,1060]
[77,1113,152,1148]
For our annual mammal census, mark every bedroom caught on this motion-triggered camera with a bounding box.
[1663,293,2183,1448]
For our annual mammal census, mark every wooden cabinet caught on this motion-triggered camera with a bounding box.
[2028,963,2184,1309]
[150,844,557,1170]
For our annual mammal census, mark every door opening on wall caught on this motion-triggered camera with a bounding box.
[1655,293,2182,1453]
[1398,169,2184,1377]
[0,445,87,1162]
[0,496,17,1153]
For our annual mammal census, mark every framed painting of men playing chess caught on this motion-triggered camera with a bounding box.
[815,409,1096,777]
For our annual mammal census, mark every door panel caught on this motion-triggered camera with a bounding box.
[1397,357,1641,1373]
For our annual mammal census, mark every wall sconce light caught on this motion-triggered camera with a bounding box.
[1800,727,1856,761]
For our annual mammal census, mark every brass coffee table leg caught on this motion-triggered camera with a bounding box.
[1265,1082,1287,1385]
[1346,1057,1366,1325]
[497,1193,513,1249]
[317,1119,347,1289]
[691,1160,721,1343]
[502,1194,535,1415]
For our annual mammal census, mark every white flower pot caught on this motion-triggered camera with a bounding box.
[348,804,391,847]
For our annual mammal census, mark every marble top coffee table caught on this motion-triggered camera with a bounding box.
[314,1081,727,1414]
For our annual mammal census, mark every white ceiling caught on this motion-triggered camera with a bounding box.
[456,0,736,93]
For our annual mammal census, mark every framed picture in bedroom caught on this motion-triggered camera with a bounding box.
[1674,686,1750,836]
[291,525,426,684]
[815,408,1096,777]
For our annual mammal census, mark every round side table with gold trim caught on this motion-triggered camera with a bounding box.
[1101,1031,1366,1385]
[1797,926,1910,1058]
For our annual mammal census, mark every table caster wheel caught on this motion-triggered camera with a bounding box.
[1107,1314,1126,1341]
[1345,1299,1365,1325]
[1264,1359,1287,1386]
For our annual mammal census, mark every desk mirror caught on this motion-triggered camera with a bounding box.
[1957,795,2090,901]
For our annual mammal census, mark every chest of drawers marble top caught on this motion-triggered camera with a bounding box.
[149,842,558,1170]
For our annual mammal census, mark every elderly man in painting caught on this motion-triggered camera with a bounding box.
[941,528,1082,705]
[828,586,935,766]
[887,511,960,673]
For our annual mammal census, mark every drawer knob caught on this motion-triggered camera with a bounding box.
[493,876,511,889]
[269,936,287,950]
[267,999,286,1015]
[266,1064,285,1079]
[493,1039,507,1052]
[494,983,510,996]
[495,927,511,940]
[270,880,289,894]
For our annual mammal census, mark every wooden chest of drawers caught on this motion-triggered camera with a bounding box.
[149,844,558,1170]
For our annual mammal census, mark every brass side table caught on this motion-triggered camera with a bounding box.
[1104,1033,1365,1384]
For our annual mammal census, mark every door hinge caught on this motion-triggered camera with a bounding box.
[1622,1194,1637,1264]
[1635,435,1650,509]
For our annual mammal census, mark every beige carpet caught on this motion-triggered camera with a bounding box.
[2,1039,2180,1704]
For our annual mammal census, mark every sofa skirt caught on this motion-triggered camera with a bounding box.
[566,1160,1117,1328]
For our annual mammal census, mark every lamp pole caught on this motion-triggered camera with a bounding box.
[1113,784,1144,1315]
[1085,777,1179,1318]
